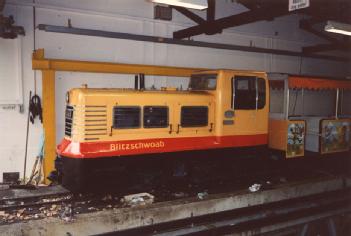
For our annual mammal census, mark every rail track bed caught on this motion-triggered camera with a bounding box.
[0,154,350,235]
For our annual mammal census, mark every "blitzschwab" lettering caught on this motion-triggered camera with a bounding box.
[110,141,165,151]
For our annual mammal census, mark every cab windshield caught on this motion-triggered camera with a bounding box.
[188,73,217,90]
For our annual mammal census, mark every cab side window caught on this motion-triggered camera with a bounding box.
[113,106,141,129]
[144,106,168,128]
[232,76,266,110]
[181,106,208,127]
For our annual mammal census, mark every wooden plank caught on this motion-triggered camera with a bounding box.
[41,70,56,184]
[0,185,68,201]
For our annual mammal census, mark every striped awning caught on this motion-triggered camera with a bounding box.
[288,76,351,90]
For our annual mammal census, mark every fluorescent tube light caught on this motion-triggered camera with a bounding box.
[151,0,208,10]
[325,20,351,36]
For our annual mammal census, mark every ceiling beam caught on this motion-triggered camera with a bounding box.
[303,42,351,54]
[0,0,5,12]
[38,24,350,62]
[173,4,287,39]
[205,0,220,35]
[207,0,215,21]
[172,6,205,25]
[300,19,339,44]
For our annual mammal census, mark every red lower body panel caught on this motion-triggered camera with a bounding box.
[57,134,268,159]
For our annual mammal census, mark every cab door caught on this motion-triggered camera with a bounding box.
[232,76,257,135]
[223,75,267,137]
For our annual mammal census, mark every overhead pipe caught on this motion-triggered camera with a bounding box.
[37,24,350,62]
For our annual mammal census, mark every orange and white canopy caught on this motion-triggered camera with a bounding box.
[288,76,351,90]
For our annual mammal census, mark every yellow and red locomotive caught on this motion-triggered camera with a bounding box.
[56,69,351,191]
[57,69,269,191]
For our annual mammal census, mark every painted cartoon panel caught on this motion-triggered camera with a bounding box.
[287,121,305,158]
[320,119,350,154]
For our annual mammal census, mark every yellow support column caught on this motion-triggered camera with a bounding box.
[42,70,56,184]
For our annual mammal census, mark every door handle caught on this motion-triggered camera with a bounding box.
[169,124,173,134]
[209,123,213,132]
[176,124,180,134]
[109,126,113,136]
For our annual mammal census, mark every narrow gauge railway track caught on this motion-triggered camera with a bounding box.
[146,154,351,200]
[0,175,350,235]
[0,185,71,211]
[0,192,73,212]
[0,154,349,225]
[0,187,124,225]
[1,155,350,208]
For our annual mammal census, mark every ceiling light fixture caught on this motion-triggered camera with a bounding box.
[325,20,351,36]
[151,0,208,10]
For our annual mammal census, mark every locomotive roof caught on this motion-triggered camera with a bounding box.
[193,69,266,75]
[71,88,212,95]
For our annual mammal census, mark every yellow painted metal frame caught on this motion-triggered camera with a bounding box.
[32,48,204,182]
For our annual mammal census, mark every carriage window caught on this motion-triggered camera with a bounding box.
[181,106,208,127]
[113,106,141,129]
[232,76,266,110]
[144,106,168,128]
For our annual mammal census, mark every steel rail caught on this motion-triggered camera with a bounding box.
[38,24,350,62]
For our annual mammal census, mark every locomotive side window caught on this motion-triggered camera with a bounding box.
[181,106,208,127]
[232,76,266,110]
[189,74,217,90]
[144,106,168,128]
[113,106,141,129]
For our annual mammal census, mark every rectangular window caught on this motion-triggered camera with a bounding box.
[189,74,217,90]
[144,106,168,128]
[233,76,266,110]
[113,106,141,129]
[181,106,208,127]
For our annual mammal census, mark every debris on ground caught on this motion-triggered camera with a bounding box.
[280,177,287,183]
[0,184,9,190]
[173,192,188,198]
[248,183,262,192]
[60,204,74,222]
[88,207,97,211]
[16,209,25,218]
[102,194,113,201]
[197,191,208,200]
[121,193,154,207]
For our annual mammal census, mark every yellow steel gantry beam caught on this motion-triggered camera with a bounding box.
[33,49,204,77]
[32,48,205,182]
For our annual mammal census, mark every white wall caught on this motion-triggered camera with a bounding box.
[270,88,337,117]
[0,0,350,181]
[287,90,336,117]
[0,38,23,105]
